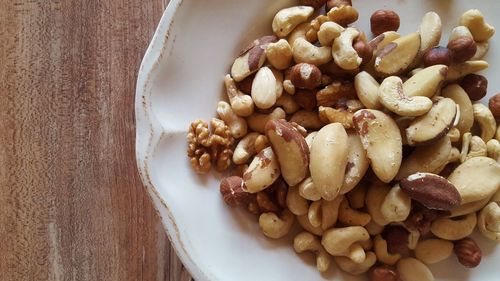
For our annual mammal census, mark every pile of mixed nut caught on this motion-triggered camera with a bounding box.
[186,0,500,279]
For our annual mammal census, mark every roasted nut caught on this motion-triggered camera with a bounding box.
[449,25,474,42]
[290,63,322,90]
[415,239,453,264]
[431,213,477,240]
[478,202,500,241]
[293,232,332,272]
[321,226,370,262]
[247,107,286,133]
[447,37,477,63]
[353,109,402,183]
[354,71,382,109]
[403,64,448,98]
[275,93,300,114]
[346,183,366,209]
[375,32,421,75]
[338,198,371,226]
[353,36,373,64]
[380,184,411,223]
[231,35,277,82]
[334,252,377,275]
[251,67,278,109]
[217,101,248,138]
[441,84,474,135]
[266,120,310,186]
[459,9,495,42]
[379,76,433,117]
[489,94,500,118]
[368,266,400,281]
[293,37,333,66]
[299,0,327,9]
[290,110,325,130]
[318,106,353,128]
[397,258,434,281]
[423,46,452,66]
[326,0,351,10]
[293,90,317,111]
[308,196,343,229]
[286,185,309,216]
[419,12,442,54]
[472,41,489,60]
[382,225,412,255]
[266,39,293,70]
[374,235,401,265]
[272,6,314,37]
[473,103,496,141]
[318,21,344,46]
[454,237,482,268]
[259,209,295,239]
[404,202,449,235]
[366,181,391,226]
[283,79,295,95]
[370,10,400,36]
[256,190,279,213]
[298,176,321,201]
[332,27,362,70]
[220,176,251,207]
[316,79,356,106]
[340,131,369,193]
[486,139,500,162]
[446,60,489,81]
[460,74,487,101]
[400,172,461,210]
[224,74,254,117]
[326,5,358,26]
[243,147,281,193]
[233,132,261,164]
[464,136,487,161]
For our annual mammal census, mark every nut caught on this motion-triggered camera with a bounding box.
[472,41,489,60]
[272,6,314,37]
[321,226,370,261]
[224,74,254,117]
[293,232,332,272]
[405,97,457,146]
[308,196,343,229]
[374,235,401,265]
[326,0,351,10]
[431,212,477,240]
[335,252,377,275]
[318,21,344,46]
[290,110,325,130]
[404,202,449,235]
[283,79,295,95]
[423,46,452,66]
[318,106,353,128]
[310,123,348,200]
[290,63,322,90]
[400,172,461,210]
[441,84,474,135]
[256,190,279,213]
[449,25,474,42]
[486,139,500,162]
[464,136,487,161]
[446,60,489,81]
[414,238,453,264]
[275,93,300,114]
[478,202,500,241]
[382,225,412,255]
[454,237,482,268]
[353,109,402,183]
[259,209,295,239]
[265,119,310,186]
[235,73,254,95]
[346,183,366,209]
[353,36,373,64]
[489,94,500,118]
[375,32,421,75]
[251,67,278,109]
[338,198,371,226]
[326,5,358,26]
[379,76,433,117]
[447,37,477,63]
[459,9,495,42]
[473,103,496,141]
[370,10,400,36]
[266,39,293,71]
[316,79,356,107]
[297,214,324,236]
[294,90,317,111]
[419,12,442,54]
[368,266,400,281]
[286,185,309,216]
[298,176,321,201]
[380,184,411,223]
[340,131,369,193]
[217,101,248,138]
[233,132,260,164]
[299,0,327,9]
[366,181,391,226]
[293,37,333,66]
[403,64,448,98]
[231,35,278,82]
[220,176,251,207]
[332,27,362,70]
[243,147,281,193]
[397,258,434,281]
[246,107,286,134]
[460,74,487,101]
[354,71,382,109]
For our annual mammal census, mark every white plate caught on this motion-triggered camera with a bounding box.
[135,0,499,280]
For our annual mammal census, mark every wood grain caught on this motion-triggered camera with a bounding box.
[0,0,192,280]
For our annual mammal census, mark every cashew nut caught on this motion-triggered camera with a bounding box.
[338,198,371,226]
[293,232,332,272]
[415,238,454,264]
[259,209,295,239]
[332,27,362,70]
[365,181,391,226]
[473,103,496,141]
[446,60,489,81]
[326,5,359,26]
[447,127,461,142]
[365,221,384,236]
[288,22,310,46]
[298,176,321,201]
[354,71,382,109]
[246,107,286,133]
[460,132,472,163]
[334,252,376,275]
[272,6,314,37]
[293,37,332,66]
[449,197,491,218]
[283,79,295,95]
[297,214,324,236]
[380,184,411,223]
[266,39,293,70]
[430,212,477,240]
[216,101,248,138]
[472,42,489,60]
[478,202,500,241]
[379,76,433,117]
[397,258,434,281]
[321,226,370,263]
[465,136,487,161]
[286,185,309,216]
[308,196,344,230]
[290,110,325,130]
[318,21,344,46]
[233,132,260,164]
[224,74,254,117]
[374,235,401,265]
[275,93,300,114]
[346,183,367,209]
[459,9,495,42]
[487,139,500,162]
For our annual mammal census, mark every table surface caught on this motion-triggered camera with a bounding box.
[0,0,193,280]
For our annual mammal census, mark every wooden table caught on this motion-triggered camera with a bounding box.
[0,1,192,280]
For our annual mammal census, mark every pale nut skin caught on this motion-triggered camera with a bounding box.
[265,39,293,70]
[464,136,487,161]
[365,181,391,226]
[251,67,278,109]
[430,212,477,241]
[258,209,295,239]
[354,71,382,109]
[374,235,401,265]
[321,226,370,262]
[272,6,314,37]
[308,196,343,230]
[334,252,377,275]
[459,9,495,42]
[449,197,491,218]
[446,60,489,81]
[441,84,474,135]
[419,12,442,54]
[216,101,248,138]
[473,103,496,142]
[478,202,500,241]
[224,74,254,117]
[286,185,309,216]
[318,21,344,47]
[338,198,371,226]
[231,35,277,82]
[233,132,261,165]
[297,213,324,236]
[379,76,433,117]
[340,131,369,194]
[298,176,321,201]
[374,32,421,76]
[332,27,362,70]
[380,184,411,223]
[486,139,500,163]
[275,93,300,114]
[293,37,332,66]
[293,232,332,272]
[326,5,359,26]
[246,107,286,134]
[310,123,348,201]
[242,147,281,193]
[414,239,454,264]
[290,110,325,130]
[403,64,448,98]
[397,258,434,281]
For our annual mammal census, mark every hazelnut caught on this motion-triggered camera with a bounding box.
[488,94,500,118]
[422,46,453,67]
[382,225,410,256]
[290,63,322,90]
[235,73,255,94]
[220,176,251,207]
[460,74,488,101]
[294,89,318,111]
[454,237,482,268]
[300,0,327,9]
[447,37,477,63]
[370,10,400,36]
[353,38,373,64]
[369,266,400,281]
[326,0,352,10]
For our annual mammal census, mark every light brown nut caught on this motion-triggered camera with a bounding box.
[334,252,376,275]
[353,109,402,183]
[266,39,293,70]
[326,0,352,10]
[489,94,500,118]
[298,176,321,201]
[233,132,261,164]
[365,181,391,226]
[326,5,358,26]
[231,35,278,82]
[400,172,461,210]
[449,25,474,42]
[472,41,489,60]
[297,214,324,236]
[369,266,400,281]
[321,226,370,260]
[419,12,442,54]
[243,147,281,193]
[220,176,251,207]
[477,202,500,241]
[338,198,371,226]
[454,237,482,268]
[447,37,477,63]
[290,110,325,130]
[283,79,295,95]
[365,221,384,236]
[251,67,278,109]
[318,21,344,46]
[275,93,300,114]
[286,185,309,216]
[247,107,286,134]
[446,60,488,81]
[254,135,269,153]
[397,258,434,281]
[224,74,255,117]
[332,27,362,70]
[316,79,356,107]
[374,32,420,75]
[266,119,309,186]
[346,183,366,209]
[431,213,477,240]
[340,131,369,194]
[272,6,314,37]
[396,136,452,180]
[415,239,453,264]
[293,232,332,272]
[370,10,400,36]
[353,35,373,65]
[289,63,322,90]
[441,84,474,135]
[473,103,496,142]
[448,157,500,204]
[380,184,411,223]
[487,139,500,163]
[449,197,491,218]
[259,209,295,239]
[459,9,495,42]
[299,0,327,9]
[460,74,487,101]
[423,47,452,67]
[379,76,433,117]
[354,71,382,109]
[318,106,353,129]
[216,101,248,138]
[403,64,448,98]
[374,235,401,265]
[310,123,348,200]
[308,196,343,230]
[293,37,332,66]
[406,98,457,146]
[464,136,487,161]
